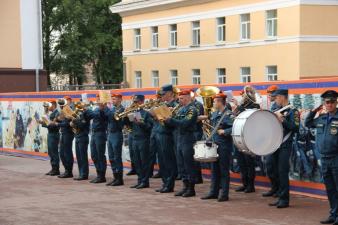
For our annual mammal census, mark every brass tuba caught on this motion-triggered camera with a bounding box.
[196,86,220,137]
[233,85,262,116]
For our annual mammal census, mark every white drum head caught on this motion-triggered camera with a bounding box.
[242,110,283,156]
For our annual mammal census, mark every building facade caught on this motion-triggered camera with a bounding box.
[0,0,46,93]
[111,0,338,88]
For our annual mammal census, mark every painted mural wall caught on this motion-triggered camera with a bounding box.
[0,78,337,185]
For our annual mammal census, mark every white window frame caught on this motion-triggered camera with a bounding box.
[216,17,226,44]
[266,65,278,81]
[135,71,142,88]
[191,21,200,47]
[240,67,251,83]
[240,14,251,41]
[266,10,277,39]
[192,69,201,84]
[170,70,178,85]
[216,68,226,84]
[134,29,141,51]
[169,24,177,48]
[151,26,158,49]
[151,70,159,87]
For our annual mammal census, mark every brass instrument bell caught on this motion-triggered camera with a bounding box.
[196,86,221,116]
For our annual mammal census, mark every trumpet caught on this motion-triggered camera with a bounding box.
[114,102,139,120]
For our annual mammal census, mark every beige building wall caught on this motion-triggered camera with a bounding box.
[0,0,22,68]
[115,0,338,88]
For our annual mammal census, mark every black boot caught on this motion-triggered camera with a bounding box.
[58,170,73,178]
[152,173,161,179]
[49,167,60,176]
[175,181,189,196]
[262,189,277,197]
[126,169,136,176]
[182,183,196,197]
[106,173,117,186]
[235,176,247,192]
[244,179,255,193]
[201,193,218,200]
[45,169,53,175]
[112,172,124,186]
[90,172,106,184]
[320,217,336,224]
[176,174,182,180]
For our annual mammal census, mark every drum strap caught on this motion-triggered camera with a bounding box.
[282,132,292,144]
[206,109,229,142]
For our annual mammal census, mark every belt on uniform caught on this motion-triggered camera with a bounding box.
[92,129,106,133]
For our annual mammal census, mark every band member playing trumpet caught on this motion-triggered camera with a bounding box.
[153,84,178,193]
[86,94,109,183]
[72,101,91,181]
[305,90,338,224]
[269,89,299,208]
[201,92,234,202]
[55,96,75,179]
[232,86,260,193]
[38,100,60,176]
[105,93,125,186]
[127,95,153,189]
[165,90,198,197]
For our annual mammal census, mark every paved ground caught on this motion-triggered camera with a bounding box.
[0,154,329,225]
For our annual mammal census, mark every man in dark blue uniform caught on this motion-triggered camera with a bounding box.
[127,95,152,189]
[153,85,178,193]
[263,85,282,197]
[106,93,125,186]
[86,97,109,183]
[39,100,60,176]
[165,90,198,197]
[268,89,299,208]
[201,92,234,202]
[56,97,75,178]
[305,90,338,224]
[72,102,91,180]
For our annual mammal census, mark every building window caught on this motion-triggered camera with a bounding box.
[192,21,200,46]
[216,17,226,43]
[134,29,141,50]
[240,67,251,83]
[266,66,278,81]
[170,70,178,85]
[240,14,250,41]
[169,24,177,48]
[192,69,201,84]
[151,70,159,87]
[217,68,226,84]
[266,10,277,38]
[151,26,158,49]
[135,71,142,88]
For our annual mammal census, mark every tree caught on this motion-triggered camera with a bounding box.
[42,0,123,86]
[292,94,302,109]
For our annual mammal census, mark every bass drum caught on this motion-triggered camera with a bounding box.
[232,109,283,156]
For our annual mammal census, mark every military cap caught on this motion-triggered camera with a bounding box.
[133,94,145,102]
[267,85,279,94]
[111,93,122,98]
[321,90,338,101]
[271,89,288,97]
[64,96,72,100]
[178,90,191,96]
[214,92,227,99]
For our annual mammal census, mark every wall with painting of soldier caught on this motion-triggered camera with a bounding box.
[0,92,327,183]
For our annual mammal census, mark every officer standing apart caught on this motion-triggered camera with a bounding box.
[305,90,338,224]
[165,90,198,197]
[263,85,282,197]
[153,85,178,193]
[127,95,153,189]
[201,92,234,202]
[39,100,60,176]
[72,102,91,181]
[86,95,109,183]
[56,97,75,179]
[106,93,125,186]
[269,89,299,208]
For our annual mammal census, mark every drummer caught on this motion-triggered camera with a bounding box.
[263,85,281,198]
[268,89,299,208]
[201,92,234,202]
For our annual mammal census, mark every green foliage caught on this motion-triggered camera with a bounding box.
[42,0,122,85]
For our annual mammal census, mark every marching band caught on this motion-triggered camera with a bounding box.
[37,84,338,223]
